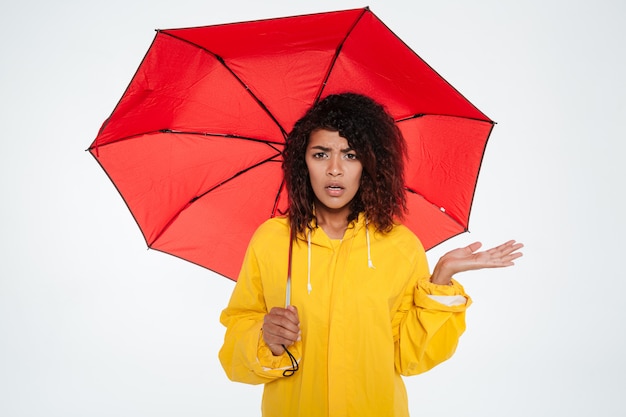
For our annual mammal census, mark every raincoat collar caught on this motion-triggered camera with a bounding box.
[292,213,374,296]
[299,212,368,248]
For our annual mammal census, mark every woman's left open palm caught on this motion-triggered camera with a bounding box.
[430,240,524,285]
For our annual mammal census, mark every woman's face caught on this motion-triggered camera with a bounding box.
[305,129,363,217]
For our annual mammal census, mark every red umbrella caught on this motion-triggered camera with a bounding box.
[88,7,494,281]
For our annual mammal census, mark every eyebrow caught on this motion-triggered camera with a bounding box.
[309,145,355,153]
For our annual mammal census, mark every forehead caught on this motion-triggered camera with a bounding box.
[307,129,349,148]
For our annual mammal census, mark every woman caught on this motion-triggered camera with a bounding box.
[219,93,523,416]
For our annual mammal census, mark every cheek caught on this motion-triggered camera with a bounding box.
[353,166,364,184]
[305,162,323,186]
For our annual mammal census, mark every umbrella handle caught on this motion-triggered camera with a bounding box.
[285,277,291,307]
[282,228,300,377]
[285,230,294,307]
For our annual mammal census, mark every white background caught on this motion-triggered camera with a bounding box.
[1,0,624,415]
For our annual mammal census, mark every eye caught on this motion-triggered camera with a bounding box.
[312,152,327,159]
[345,152,358,160]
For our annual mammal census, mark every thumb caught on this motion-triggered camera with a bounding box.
[466,241,482,253]
[286,305,299,318]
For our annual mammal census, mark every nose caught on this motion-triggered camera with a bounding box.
[327,156,343,176]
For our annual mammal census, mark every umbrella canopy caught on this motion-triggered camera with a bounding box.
[88,7,494,281]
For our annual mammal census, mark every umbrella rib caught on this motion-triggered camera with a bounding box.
[314,8,369,103]
[87,129,285,151]
[160,129,285,150]
[148,154,282,247]
[193,154,282,201]
[158,31,289,140]
[396,113,495,124]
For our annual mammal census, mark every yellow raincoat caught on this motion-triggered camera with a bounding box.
[219,214,471,416]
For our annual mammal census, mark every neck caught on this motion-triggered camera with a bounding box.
[314,204,350,239]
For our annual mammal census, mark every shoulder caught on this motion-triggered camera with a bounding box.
[243,217,290,267]
[375,223,425,260]
[249,216,290,246]
[380,223,422,247]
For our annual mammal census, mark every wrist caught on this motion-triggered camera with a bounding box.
[430,276,453,286]
[430,262,454,285]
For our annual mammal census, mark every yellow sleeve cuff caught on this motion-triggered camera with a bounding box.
[414,278,472,312]
[257,329,303,371]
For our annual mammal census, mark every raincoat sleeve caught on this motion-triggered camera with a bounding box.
[392,246,472,376]
[218,232,302,385]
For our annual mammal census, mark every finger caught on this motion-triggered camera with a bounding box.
[508,251,524,261]
[275,306,300,320]
[498,241,524,257]
[264,331,299,347]
[500,240,523,251]
[263,329,300,348]
[487,243,524,266]
[268,306,300,325]
[263,309,301,343]
[489,240,521,255]
[286,305,299,320]
[262,322,300,347]
[265,313,300,334]
[466,241,483,254]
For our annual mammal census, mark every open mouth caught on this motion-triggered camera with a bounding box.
[325,184,345,196]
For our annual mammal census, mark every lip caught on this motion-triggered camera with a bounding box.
[325,183,344,197]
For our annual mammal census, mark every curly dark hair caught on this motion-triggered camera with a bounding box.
[283,93,407,236]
